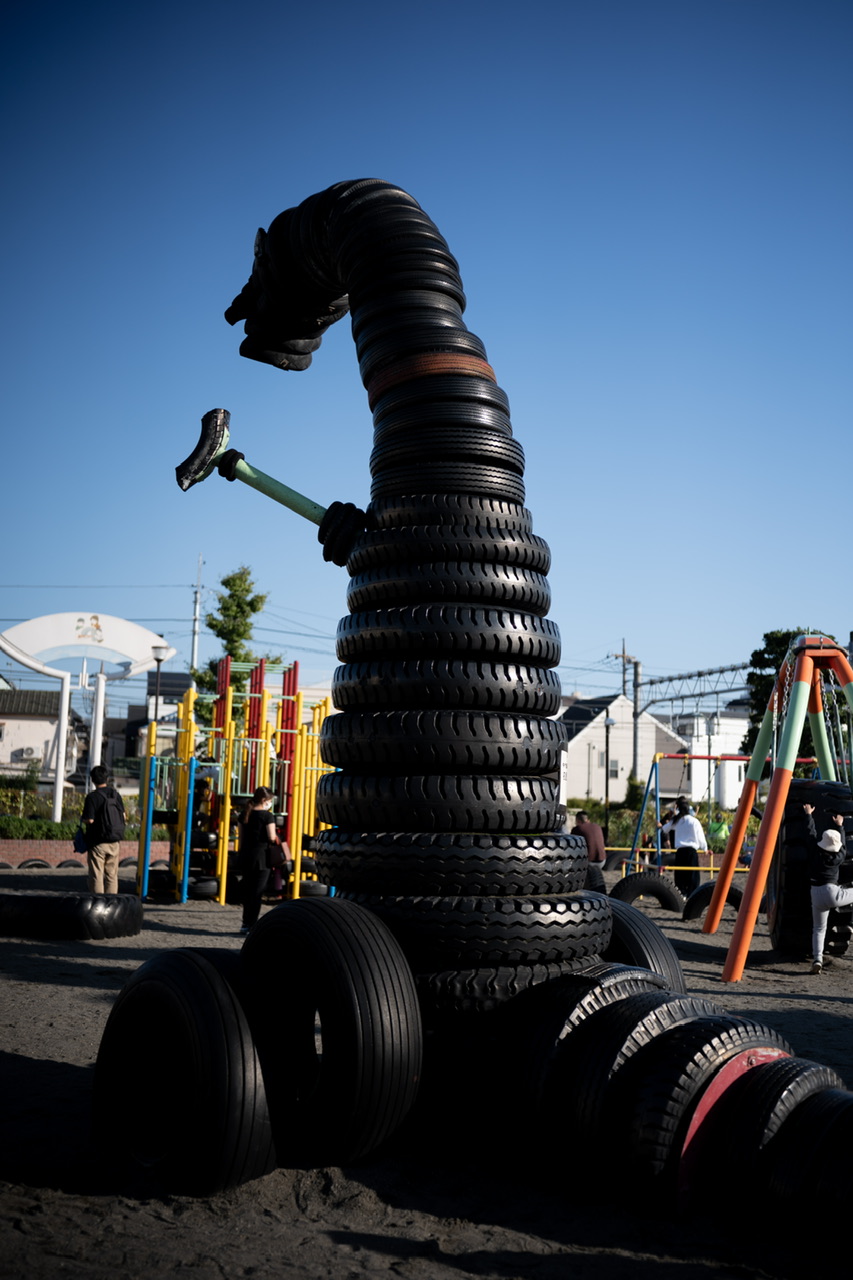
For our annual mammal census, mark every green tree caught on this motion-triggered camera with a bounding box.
[740,628,835,769]
[192,566,274,724]
[622,773,645,810]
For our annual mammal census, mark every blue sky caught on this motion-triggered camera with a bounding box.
[2,0,850,717]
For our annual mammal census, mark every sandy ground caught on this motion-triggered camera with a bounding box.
[1,867,849,1280]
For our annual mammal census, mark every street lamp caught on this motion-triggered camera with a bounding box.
[152,643,169,727]
[604,716,616,843]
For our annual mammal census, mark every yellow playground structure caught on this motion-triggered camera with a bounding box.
[135,658,334,904]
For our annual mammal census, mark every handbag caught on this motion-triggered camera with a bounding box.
[266,841,286,870]
[73,824,88,854]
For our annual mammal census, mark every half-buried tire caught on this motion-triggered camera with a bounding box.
[0,891,143,940]
[239,897,422,1167]
[610,871,685,912]
[93,948,275,1194]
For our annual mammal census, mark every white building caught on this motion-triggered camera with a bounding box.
[0,689,87,784]
[558,693,688,803]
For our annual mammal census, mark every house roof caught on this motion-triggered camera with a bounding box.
[0,689,62,717]
[559,694,620,741]
[0,689,87,729]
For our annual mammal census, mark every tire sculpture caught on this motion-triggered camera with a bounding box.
[104,177,853,1210]
[221,178,610,1033]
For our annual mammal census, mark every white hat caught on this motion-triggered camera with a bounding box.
[817,829,844,854]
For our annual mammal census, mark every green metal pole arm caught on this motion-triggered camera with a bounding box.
[230,456,327,527]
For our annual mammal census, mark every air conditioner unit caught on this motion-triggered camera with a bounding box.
[22,747,36,757]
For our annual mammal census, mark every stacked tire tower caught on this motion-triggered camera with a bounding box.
[229,179,614,1054]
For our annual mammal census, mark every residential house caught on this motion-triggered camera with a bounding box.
[558,693,688,803]
[0,689,87,786]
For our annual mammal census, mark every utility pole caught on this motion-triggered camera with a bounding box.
[609,641,637,697]
[190,553,203,674]
[633,658,642,781]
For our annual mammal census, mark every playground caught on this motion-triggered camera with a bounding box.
[0,862,845,1280]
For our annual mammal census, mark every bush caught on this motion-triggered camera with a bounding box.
[0,817,79,840]
[0,816,168,841]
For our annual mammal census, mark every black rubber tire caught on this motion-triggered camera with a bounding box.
[238,898,422,1166]
[358,328,487,386]
[607,1014,792,1191]
[495,961,672,1115]
[92,948,275,1194]
[0,891,143,941]
[188,876,219,900]
[766,778,853,955]
[370,375,510,422]
[335,606,561,666]
[345,527,550,575]
[585,863,606,892]
[293,879,329,896]
[682,878,744,921]
[17,859,51,869]
[543,990,722,1148]
[59,859,85,868]
[372,400,512,441]
[336,891,612,970]
[597,894,687,993]
[345,562,550,615]
[316,772,560,833]
[319,710,567,775]
[369,429,525,477]
[689,1054,843,1202]
[412,955,604,1023]
[313,830,589,897]
[763,1086,853,1211]
[367,494,532,531]
[331,659,562,714]
[370,463,526,505]
[610,872,685,912]
[825,911,853,955]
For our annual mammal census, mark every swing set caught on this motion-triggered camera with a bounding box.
[703,635,853,981]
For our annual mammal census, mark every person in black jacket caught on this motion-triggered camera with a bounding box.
[808,809,853,973]
[237,786,284,935]
[81,765,125,895]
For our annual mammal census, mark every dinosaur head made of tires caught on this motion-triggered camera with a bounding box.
[225,180,608,992]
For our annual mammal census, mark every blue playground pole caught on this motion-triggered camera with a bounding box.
[180,756,197,904]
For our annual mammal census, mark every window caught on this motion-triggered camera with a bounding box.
[599,752,618,777]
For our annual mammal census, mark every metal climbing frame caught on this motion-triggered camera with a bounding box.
[704,635,853,982]
[135,658,334,903]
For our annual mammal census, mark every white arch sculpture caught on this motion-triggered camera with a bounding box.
[0,614,177,821]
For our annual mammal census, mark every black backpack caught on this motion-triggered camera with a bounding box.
[99,788,126,842]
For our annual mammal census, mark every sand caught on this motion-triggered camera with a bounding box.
[1,867,848,1280]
